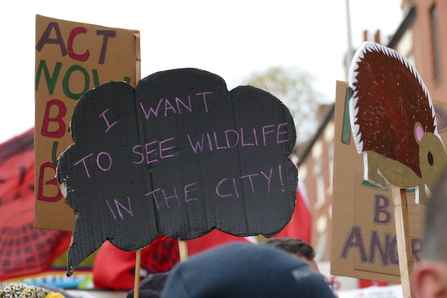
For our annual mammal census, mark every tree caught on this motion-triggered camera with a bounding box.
[240,66,324,144]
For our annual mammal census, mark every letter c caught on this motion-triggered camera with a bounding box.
[68,27,90,61]
[216,178,232,198]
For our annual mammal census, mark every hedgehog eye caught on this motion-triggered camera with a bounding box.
[428,151,434,166]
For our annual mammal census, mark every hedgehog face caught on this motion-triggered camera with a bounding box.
[417,130,447,205]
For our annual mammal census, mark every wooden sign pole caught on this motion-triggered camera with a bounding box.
[133,250,142,298]
[391,185,414,298]
[178,240,189,262]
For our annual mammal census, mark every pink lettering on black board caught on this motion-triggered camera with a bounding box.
[213,132,227,150]
[276,123,289,144]
[99,109,118,132]
[187,124,288,154]
[106,197,134,220]
[140,99,164,120]
[195,92,213,112]
[241,174,259,193]
[162,188,181,208]
[74,153,94,178]
[241,127,259,147]
[139,92,213,120]
[224,130,239,148]
[215,179,232,198]
[132,145,144,164]
[175,96,193,114]
[132,138,176,165]
[145,184,198,210]
[215,178,240,198]
[184,183,198,203]
[96,152,112,172]
[215,166,284,198]
[73,152,113,178]
[232,179,240,198]
[187,134,205,154]
[143,140,159,164]
[260,168,273,193]
[164,98,177,116]
[55,69,298,274]
[278,164,284,190]
[262,125,276,146]
[159,138,176,159]
[145,188,162,210]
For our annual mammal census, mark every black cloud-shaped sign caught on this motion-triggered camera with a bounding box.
[57,68,297,275]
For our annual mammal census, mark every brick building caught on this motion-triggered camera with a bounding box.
[299,0,447,263]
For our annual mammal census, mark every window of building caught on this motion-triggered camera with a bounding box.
[430,5,442,82]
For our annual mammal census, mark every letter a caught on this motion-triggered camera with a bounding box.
[340,226,368,262]
[36,22,68,56]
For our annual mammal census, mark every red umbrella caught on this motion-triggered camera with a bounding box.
[0,129,71,281]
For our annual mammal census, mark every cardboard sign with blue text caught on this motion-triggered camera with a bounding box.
[57,68,298,275]
[35,15,140,231]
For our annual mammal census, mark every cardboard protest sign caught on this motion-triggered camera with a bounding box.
[342,42,447,293]
[332,78,447,284]
[56,68,298,275]
[331,81,429,283]
[35,15,140,230]
[348,42,447,206]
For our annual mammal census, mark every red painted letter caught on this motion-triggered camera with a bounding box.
[41,99,67,138]
[38,162,63,202]
[68,27,90,61]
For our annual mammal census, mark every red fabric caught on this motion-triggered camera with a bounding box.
[93,236,180,290]
[274,182,312,243]
[93,230,252,290]
[359,279,388,288]
[0,129,71,281]
[187,230,253,256]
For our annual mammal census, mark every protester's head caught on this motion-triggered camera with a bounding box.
[161,242,335,298]
[413,169,447,298]
[263,237,320,273]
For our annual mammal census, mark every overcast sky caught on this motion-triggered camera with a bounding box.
[0,0,403,144]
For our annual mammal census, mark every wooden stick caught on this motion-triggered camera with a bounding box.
[391,185,413,298]
[178,240,189,262]
[134,250,142,298]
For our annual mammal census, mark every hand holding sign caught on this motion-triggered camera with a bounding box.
[57,68,297,275]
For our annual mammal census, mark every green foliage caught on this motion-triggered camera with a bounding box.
[242,66,323,144]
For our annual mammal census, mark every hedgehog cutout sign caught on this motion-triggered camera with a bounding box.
[57,68,298,275]
[348,41,447,206]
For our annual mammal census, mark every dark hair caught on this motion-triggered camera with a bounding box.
[423,168,447,260]
[263,238,315,260]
